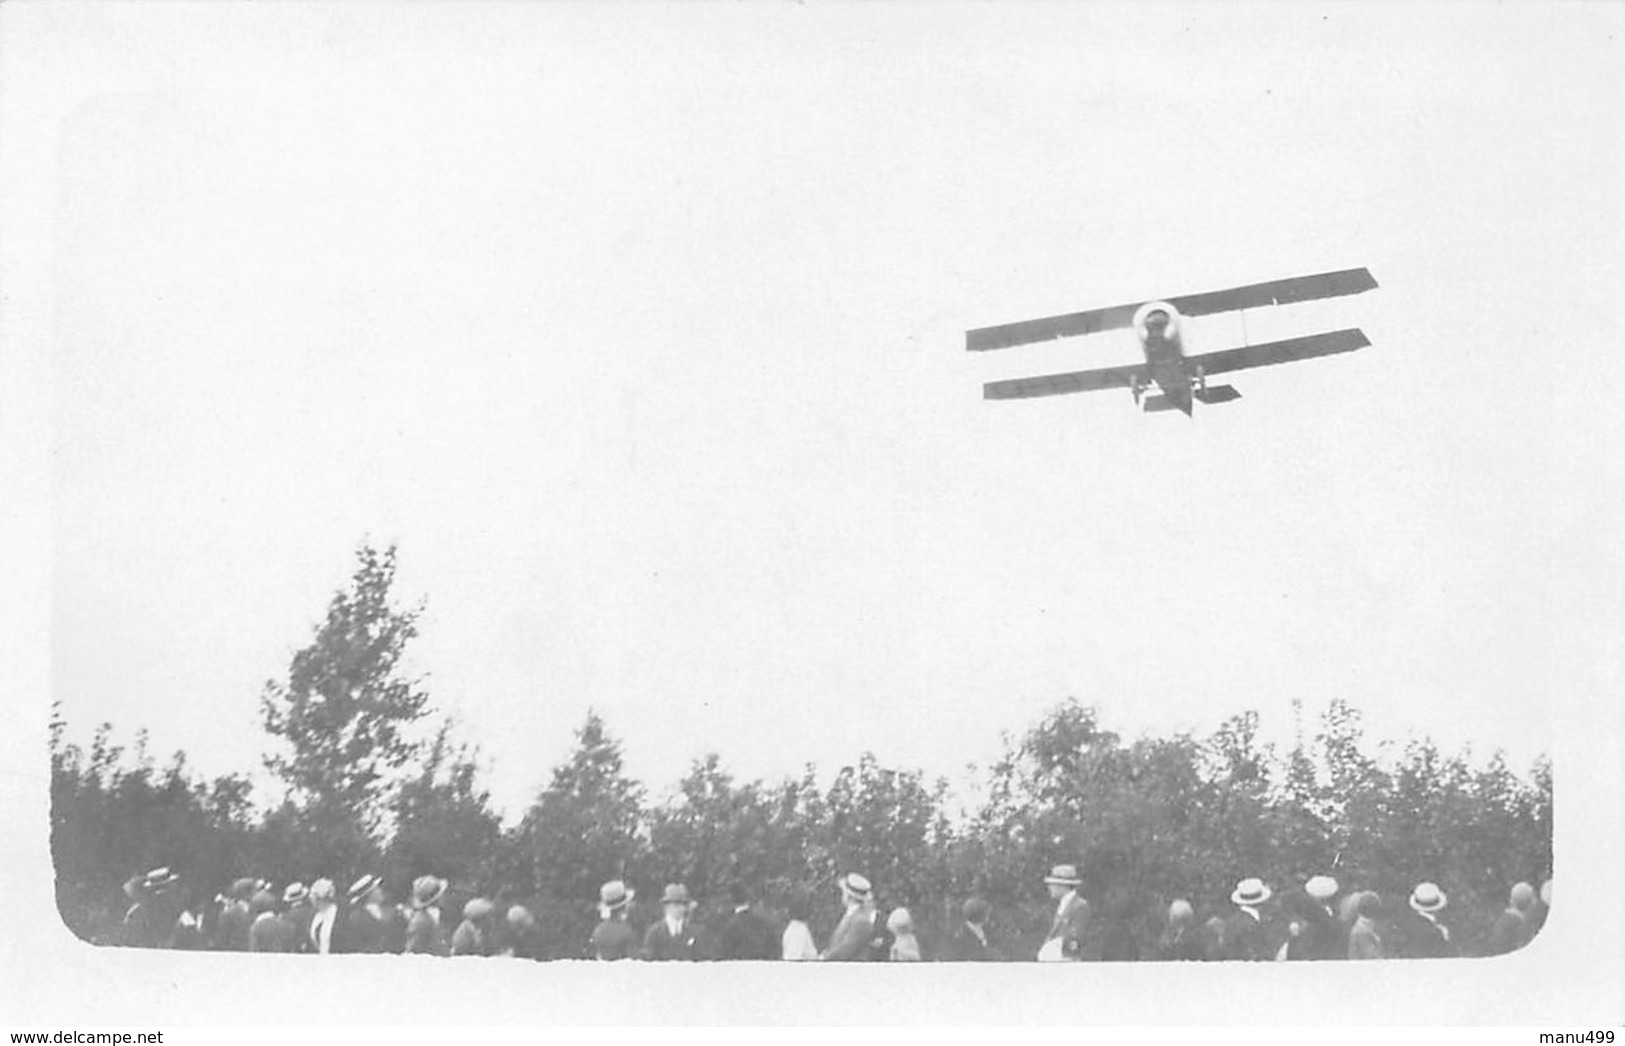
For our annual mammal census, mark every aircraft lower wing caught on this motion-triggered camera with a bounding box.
[1189,328,1371,376]
[983,362,1145,400]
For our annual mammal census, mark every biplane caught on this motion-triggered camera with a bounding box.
[967,267,1378,415]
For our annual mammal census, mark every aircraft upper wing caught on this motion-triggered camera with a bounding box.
[1166,267,1378,319]
[1188,328,1371,376]
[966,303,1143,353]
[966,267,1376,352]
[983,362,1145,400]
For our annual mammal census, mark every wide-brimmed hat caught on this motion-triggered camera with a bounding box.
[282,882,308,904]
[838,872,873,901]
[598,880,634,910]
[659,883,693,907]
[1409,882,1447,914]
[1305,875,1339,902]
[1044,864,1082,887]
[347,874,382,904]
[1231,878,1272,906]
[142,867,180,892]
[412,875,448,909]
[309,878,336,904]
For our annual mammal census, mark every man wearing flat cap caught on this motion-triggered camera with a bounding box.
[642,883,702,960]
[1222,877,1275,961]
[1037,864,1089,962]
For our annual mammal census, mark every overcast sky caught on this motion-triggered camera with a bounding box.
[34,3,1622,821]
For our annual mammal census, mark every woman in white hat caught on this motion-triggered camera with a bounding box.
[404,875,449,956]
[821,873,881,961]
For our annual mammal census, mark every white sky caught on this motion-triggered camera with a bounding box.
[30,3,1624,822]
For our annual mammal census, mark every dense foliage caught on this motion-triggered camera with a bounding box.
[50,545,1552,958]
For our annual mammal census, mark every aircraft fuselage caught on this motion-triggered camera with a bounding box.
[1133,301,1195,415]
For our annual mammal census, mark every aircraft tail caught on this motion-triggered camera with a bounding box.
[1193,384,1241,405]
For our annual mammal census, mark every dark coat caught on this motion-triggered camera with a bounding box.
[1400,912,1456,959]
[1154,925,1204,962]
[339,905,384,954]
[213,901,252,952]
[1042,892,1090,960]
[590,918,639,960]
[122,897,181,949]
[942,923,1004,962]
[823,906,890,962]
[249,912,300,953]
[287,902,316,954]
[642,917,701,960]
[714,907,779,961]
[1222,908,1273,962]
[1484,909,1531,956]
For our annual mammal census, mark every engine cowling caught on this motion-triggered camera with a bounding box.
[1132,300,1181,345]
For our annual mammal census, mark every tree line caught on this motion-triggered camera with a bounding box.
[50,544,1552,959]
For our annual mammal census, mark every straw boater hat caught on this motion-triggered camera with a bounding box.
[348,874,382,904]
[659,883,694,907]
[143,867,180,891]
[1305,875,1339,902]
[282,882,309,905]
[412,875,448,909]
[1409,882,1447,914]
[598,880,634,911]
[1231,878,1272,906]
[838,872,873,902]
[1044,864,1082,887]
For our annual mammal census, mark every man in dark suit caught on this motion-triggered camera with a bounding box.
[1297,875,1346,961]
[713,884,778,961]
[121,867,183,949]
[942,896,1004,961]
[248,889,300,953]
[1222,877,1275,961]
[213,877,258,951]
[1401,882,1455,959]
[821,873,887,961]
[642,883,702,960]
